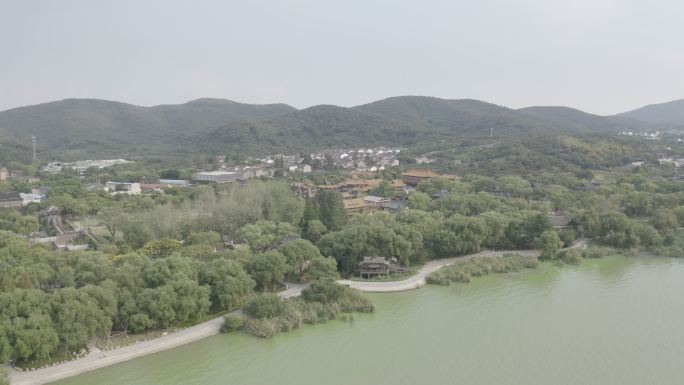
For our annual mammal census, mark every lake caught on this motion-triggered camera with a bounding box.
[56,255,684,385]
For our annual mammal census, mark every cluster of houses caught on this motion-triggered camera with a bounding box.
[0,168,45,207]
[201,147,405,182]
[194,154,312,185]
[0,167,40,184]
[290,169,461,216]
[311,147,402,171]
[619,131,660,140]
[43,159,131,175]
[658,157,684,168]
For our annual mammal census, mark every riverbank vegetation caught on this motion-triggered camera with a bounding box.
[223,279,373,338]
[427,254,539,285]
[0,182,339,366]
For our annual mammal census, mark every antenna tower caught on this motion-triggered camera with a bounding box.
[31,135,37,162]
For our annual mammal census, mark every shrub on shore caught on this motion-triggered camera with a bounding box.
[559,246,618,264]
[427,254,539,285]
[243,294,286,319]
[580,246,616,259]
[221,314,246,333]
[559,248,583,264]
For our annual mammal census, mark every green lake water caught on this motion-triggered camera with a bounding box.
[56,255,684,385]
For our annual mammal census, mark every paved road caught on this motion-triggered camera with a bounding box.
[278,282,310,299]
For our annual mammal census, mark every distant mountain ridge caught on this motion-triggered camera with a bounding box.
[0,95,679,157]
[617,99,684,126]
[517,106,649,132]
[191,96,656,153]
[0,98,296,152]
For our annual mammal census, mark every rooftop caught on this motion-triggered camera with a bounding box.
[343,198,375,210]
[195,171,240,176]
[364,195,388,203]
[359,256,390,266]
[403,169,442,178]
[0,192,22,202]
[549,214,573,227]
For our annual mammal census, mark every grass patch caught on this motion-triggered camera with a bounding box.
[556,245,620,265]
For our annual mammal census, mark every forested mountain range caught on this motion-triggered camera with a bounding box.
[0,98,295,154]
[0,95,678,157]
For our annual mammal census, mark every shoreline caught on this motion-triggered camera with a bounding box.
[337,249,541,292]
[9,242,584,384]
[9,316,226,385]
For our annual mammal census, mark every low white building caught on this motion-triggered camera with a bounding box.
[20,193,44,205]
[105,182,141,195]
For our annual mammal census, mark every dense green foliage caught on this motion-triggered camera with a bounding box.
[319,203,550,274]
[0,181,335,364]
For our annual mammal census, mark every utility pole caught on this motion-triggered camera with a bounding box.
[31,135,37,163]
[490,127,493,138]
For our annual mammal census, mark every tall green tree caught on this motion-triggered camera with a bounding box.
[245,252,289,291]
[199,259,255,311]
[536,230,564,260]
[97,206,126,239]
[316,190,347,231]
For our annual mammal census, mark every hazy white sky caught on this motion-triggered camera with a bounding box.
[1,0,683,114]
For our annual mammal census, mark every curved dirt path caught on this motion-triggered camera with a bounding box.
[337,239,587,292]
[337,250,540,292]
